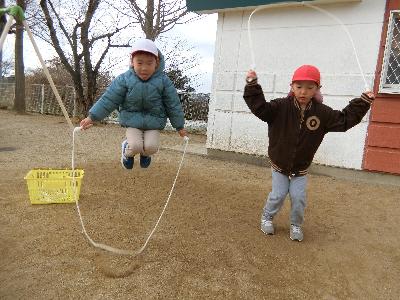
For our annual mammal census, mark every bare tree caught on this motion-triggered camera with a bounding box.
[116,1,202,90]
[36,0,133,114]
[157,36,200,89]
[158,36,199,72]
[26,57,112,97]
[122,0,199,41]
[0,55,13,76]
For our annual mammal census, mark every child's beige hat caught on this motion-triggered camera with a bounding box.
[131,39,158,57]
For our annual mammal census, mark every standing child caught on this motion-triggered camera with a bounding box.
[243,65,375,241]
[80,38,187,169]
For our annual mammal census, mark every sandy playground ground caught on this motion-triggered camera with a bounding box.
[0,109,399,299]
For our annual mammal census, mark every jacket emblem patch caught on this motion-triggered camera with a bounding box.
[306,116,320,131]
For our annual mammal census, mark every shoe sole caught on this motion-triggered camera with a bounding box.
[121,142,126,169]
[290,236,303,242]
[260,227,274,235]
[121,141,132,170]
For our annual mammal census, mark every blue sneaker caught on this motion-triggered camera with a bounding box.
[140,155,151,168]
[121,140,133,169]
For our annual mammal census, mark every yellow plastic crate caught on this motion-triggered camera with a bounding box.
[24,169,84,204]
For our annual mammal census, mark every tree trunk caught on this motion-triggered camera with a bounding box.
[144,0,155,40]
[85,71,97,113]
[0,0,6,77]
[13,2,25,113]
[70,76,85,116]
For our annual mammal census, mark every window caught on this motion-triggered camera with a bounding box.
[380,11,400,94]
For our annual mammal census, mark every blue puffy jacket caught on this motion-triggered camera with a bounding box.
[88,51,185,131]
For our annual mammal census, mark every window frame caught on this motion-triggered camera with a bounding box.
[379,10,400,94]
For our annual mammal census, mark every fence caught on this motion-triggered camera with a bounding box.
[28,84,76,116]
[0,83,76,116]
[0,83,210,133]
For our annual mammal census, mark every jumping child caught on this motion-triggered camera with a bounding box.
[243,65,375,241]
[80,38,187,169]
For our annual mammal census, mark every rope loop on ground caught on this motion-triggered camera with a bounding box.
[72,127,189,256]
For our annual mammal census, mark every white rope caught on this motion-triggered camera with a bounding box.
[247,5,270,71]
[23,20,75,130]
[0,14,189,256]
[22,15,189,256]
[72,127,189,256]
[301,2,369,91]
[247,1,370,90]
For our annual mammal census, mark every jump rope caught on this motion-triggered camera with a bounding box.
[0,6,190,256]
[70,2,369,256]
[1,1,369,257]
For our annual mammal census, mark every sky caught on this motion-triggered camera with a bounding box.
[2,11,218,93]
[154,13,218,93]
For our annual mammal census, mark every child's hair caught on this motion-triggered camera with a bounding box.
[288,90,323,103]
[130,51,159,64]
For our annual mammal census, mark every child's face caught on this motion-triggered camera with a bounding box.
[291,81,319,106]
[131,53,158,81]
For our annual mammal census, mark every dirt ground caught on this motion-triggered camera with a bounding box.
[0,109,399,299]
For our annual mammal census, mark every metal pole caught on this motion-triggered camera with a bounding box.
[40,84,44,114]
[73,87,76,118]
[0,16,13,52]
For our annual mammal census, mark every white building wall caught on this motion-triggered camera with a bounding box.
[207,0,385,170]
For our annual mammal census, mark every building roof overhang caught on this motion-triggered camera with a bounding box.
[186,0,362,14]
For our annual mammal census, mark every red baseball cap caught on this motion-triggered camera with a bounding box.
[292,65,320,86]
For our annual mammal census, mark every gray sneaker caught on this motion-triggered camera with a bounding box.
[290,225,303,242]
[261,215,274,235]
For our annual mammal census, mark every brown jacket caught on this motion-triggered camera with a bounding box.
[243,83,372,176]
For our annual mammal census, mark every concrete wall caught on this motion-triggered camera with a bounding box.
[207,0,385,170]
[0,83,15,109]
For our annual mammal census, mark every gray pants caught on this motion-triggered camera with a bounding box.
[125,128,160,157]
[262,169,307,226]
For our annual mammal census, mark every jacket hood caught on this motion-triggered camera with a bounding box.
[156,50,166,74]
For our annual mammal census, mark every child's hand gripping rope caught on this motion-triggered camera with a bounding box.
[79,117,93,130]
[178,128,188,138]
[364,91,375,100]
[246,69,257,84]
